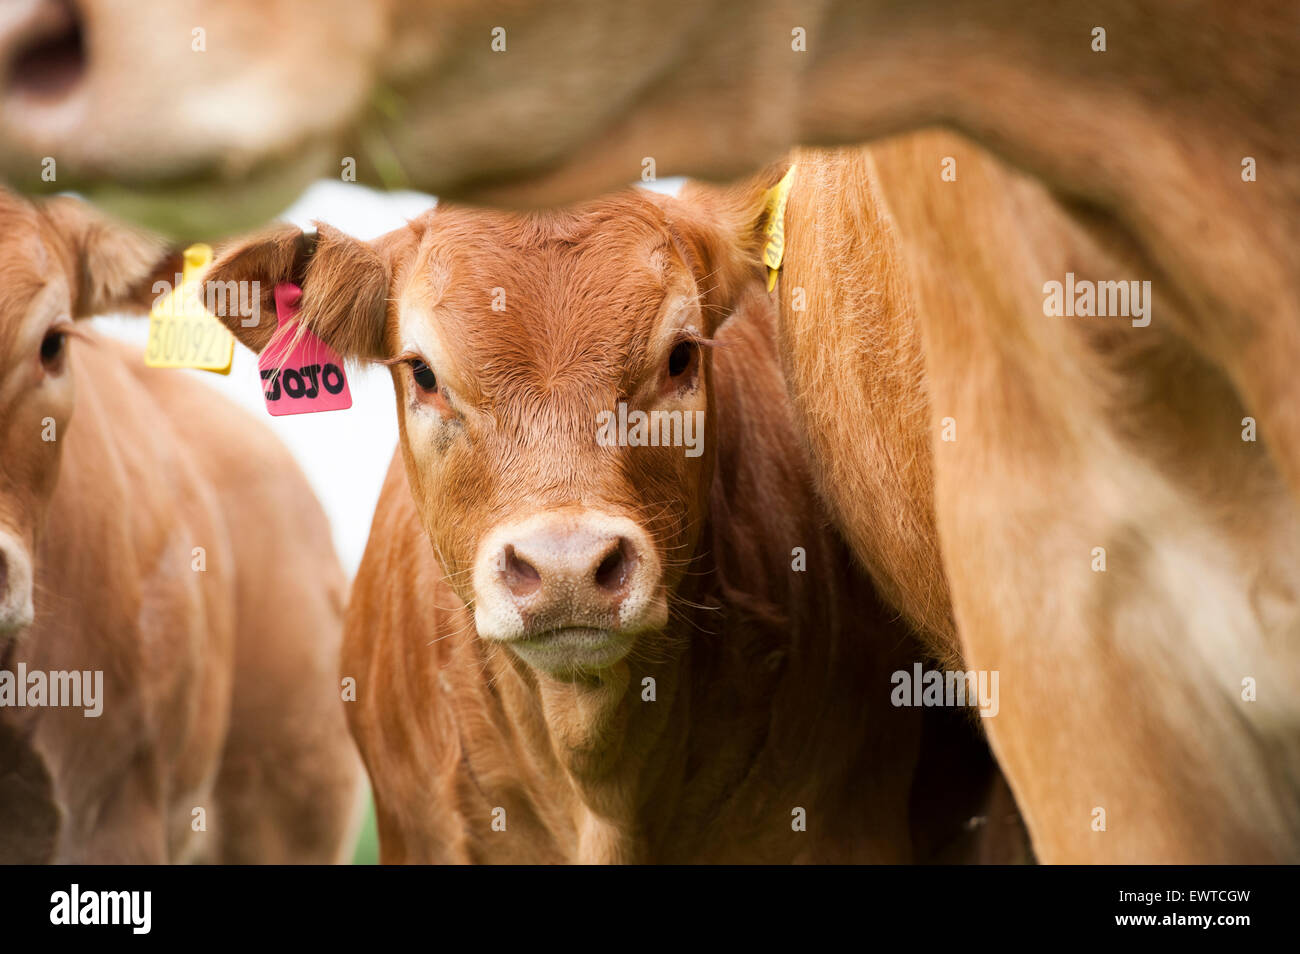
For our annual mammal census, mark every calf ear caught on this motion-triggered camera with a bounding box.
[666,159,794,327]
[203,223,316,354]
[206,221,395,361]
[38,197,183,318]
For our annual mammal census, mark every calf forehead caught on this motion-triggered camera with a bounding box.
[409,199,685,394]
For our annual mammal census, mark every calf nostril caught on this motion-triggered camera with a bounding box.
[0,551,7,598]
[594,538,634,593]
[501,544,541,598]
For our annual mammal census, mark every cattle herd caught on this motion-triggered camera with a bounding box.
[0,1,1297,865]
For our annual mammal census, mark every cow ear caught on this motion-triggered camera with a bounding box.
[297,222,393,362]
[204,223,315,354]
[206,221,397,361]
[38,197,183,318]
[666,159,793,327]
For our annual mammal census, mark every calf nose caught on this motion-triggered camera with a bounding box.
[0,531,34,635]
[501,527,638,610]
[474,512,665,643]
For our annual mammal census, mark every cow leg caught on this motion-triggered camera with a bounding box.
[0,718,60,862]
[872,132,1300,862]
[54,767,170,864]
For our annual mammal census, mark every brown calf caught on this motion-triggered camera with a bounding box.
[0,191,363,862]
[205,194,1023,863]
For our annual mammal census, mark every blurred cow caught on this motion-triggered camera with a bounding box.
[0,190,363,862]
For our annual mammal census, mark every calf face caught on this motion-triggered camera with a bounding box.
[208,190,773,677]
[0,191,169,641]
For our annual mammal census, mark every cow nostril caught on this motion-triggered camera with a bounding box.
[594,538,634,593]
[501,544,541,598]
[0,551,7,598]
[6,0,87,105]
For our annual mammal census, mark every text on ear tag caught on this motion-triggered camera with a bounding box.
[257,283,353,417]
[145,243,234,375]
[762,164,797,292]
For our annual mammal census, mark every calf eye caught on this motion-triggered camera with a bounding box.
[410,359,438,392]
[667,340,696,379]
[40,330,67,369]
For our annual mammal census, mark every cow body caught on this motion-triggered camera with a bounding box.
[765,136,1300,862]
[0,194,363,862]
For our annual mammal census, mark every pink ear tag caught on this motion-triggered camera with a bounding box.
[257,283,353,416]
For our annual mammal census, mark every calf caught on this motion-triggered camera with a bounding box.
[205,193,1024,863]
[0,190,363,862]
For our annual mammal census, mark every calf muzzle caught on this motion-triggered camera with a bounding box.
[471,511,666,674]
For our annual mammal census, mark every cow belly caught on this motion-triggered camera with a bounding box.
[136,523,236,862]
[0,717,60,862]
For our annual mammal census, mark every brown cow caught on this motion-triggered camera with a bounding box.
[203,194,1027,864]
[665,139,1300,862]
[0,190,363,862]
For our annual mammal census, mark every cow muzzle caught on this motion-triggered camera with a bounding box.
[0,529,35,639]
[472,511,667,675]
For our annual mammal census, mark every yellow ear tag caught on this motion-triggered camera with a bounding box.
[761,164,796,292]
[145,243,235,375]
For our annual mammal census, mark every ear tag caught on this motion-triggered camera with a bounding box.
[257,283,353,416]
[145,243,234,374]
[761,164,797,291]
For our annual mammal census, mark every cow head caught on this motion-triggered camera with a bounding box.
[208,178,782,678]
[0,0,385,237]
[0,189,172,643]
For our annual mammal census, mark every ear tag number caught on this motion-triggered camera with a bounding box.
[257,283,353,416]
[145,243,235,374]
[762,164,797,291]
